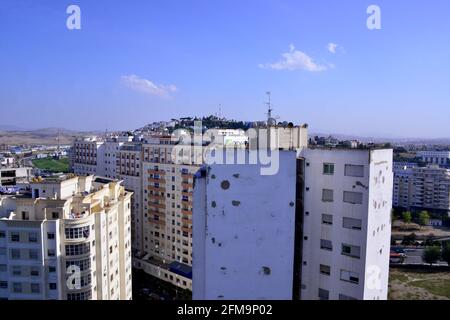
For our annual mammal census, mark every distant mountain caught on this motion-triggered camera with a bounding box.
[0,124,26,131]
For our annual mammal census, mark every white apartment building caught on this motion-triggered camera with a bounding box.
[193,150,297,300]
[192,146,393,300]
[0,175,132,300]
[417,151,450,167]
[298,148,393,300]
[393,162,417,209]
[392,163,450,215]
[412,165,450,214]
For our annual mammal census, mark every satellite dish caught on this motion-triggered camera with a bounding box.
[267,117,277,126]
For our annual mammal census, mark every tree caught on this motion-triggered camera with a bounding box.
[442,244,450,266]
[418,211,430,229]
[422,246,441,266]
[402,211,412,224]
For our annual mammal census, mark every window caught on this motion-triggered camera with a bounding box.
[66,259,91,271]
[320,239,333,251]
[65,226,90,239]
[29,249,38,260]
[343,191,363,204]
[21,211,29,221]
[322,214,333,225]
[0,248,5,256]
[320,264,331,276]
[28,233,38,243]
[341,244,361,259]
[12,266,21,276]
[47,233,55,240]
[49,283,57,290]
[318,288,329,300]
[49,266,56,273]
[343,217,362,230]
[339,294,357,300]
[52,212,59,219]
[65,244,90,256]
[13,283,22,293]
[28,267,39,277]
[31,283,40,294]
[10,232,20,242]
[0,281,7,289]
[340,270,360,284]
[323,163,334,175]
[322,189,334,202]
[11,249,20,260]
[345,164,364,177]
[0,231,5,238]
[0,264,6,272]
[48,249,56,257]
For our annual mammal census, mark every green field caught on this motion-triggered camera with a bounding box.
[389,268,450,300]
[32,157,70,173]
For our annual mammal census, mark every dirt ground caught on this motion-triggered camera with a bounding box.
[389,268,450,300]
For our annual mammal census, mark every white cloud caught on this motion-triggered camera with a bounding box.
[327,42,338,54]
[259,44,328,72]
[121,74,177,98]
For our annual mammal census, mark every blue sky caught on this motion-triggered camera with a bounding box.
[0,0,449,138]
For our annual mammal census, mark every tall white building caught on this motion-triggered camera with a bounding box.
[298,148,393,300]
[193,150,297,300]
[393,162,417,209]
[0,175,132,300]
[192,146,393,300]
[392,163,450,215]
[412,165,450,214]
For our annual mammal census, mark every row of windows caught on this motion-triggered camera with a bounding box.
[0,248,40,260]
[1,232,39,243]
[0,282,57,293]
[319,265,360,284]
[65,226,90,239]
[321,189,364,204]
[321,214,362,230]
[319,240,361,259]
[66,258,91,271]
[67,291,91,300]
[318,288,357,300]
[322,163,365,177]
[65,244,90,256]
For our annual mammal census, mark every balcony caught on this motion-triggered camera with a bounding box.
[148,169,165,176]
[148,202,166,209]
[149,218,166,226]
[181,226,191,233]
[182,190,193,197]
[148,186,166,192]
[181,209,192,215]
[149,194,165,202]
[181,183,192,190]
[148,178,164,184]
[181,173,193,180]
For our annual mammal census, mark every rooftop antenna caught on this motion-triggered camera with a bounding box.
[266,91,273,120]
[265,91,278,126]
[56,129,61,155]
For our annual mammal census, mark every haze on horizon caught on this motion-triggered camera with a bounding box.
[1,0,449,139]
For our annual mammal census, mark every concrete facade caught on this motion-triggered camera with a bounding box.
[193,150,297,300]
